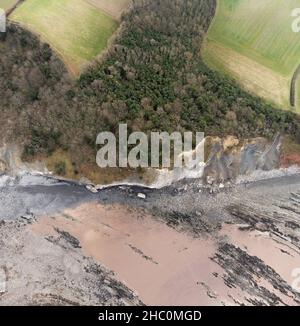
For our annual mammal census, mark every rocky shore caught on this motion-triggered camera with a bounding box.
[0,172,300,305]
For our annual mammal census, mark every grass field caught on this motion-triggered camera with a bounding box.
[11,0,118,75]
[87,0,131,20]
[202,0,300,112]
[0,0,18,11]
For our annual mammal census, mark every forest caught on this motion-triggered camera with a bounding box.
[0,0,299,177]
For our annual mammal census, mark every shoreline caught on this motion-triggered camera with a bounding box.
[0,166,300,226]
[1,167,300,305]
[1,164,300,191]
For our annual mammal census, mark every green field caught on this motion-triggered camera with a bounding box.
[202,0,300,112]
[0,0,18,11]
[87,0,131,20]
[11,0,118,75]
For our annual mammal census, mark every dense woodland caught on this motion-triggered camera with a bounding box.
[0,0,300,175]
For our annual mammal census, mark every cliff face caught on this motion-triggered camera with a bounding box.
[1,134,299,187]
[203,135,285,184]
[0,144,47,175]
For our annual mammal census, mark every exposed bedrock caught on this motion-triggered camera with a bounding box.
[203,134,283,184]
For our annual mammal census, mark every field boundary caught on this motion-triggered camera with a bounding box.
[5,0,23,16]
[290,64,300,108]
[9,20,74,74]
[202,39,290,110]
[10,0,120,77]
[86,0,133,21]
[12,19,120,77]
[203,0,300,114]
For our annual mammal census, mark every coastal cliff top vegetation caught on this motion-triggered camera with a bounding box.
[0,0,299,182]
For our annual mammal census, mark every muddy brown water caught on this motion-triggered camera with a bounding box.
[30,201,300,306]
[31,203,230,305]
